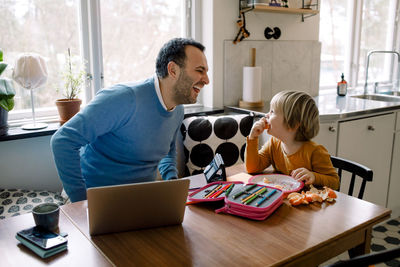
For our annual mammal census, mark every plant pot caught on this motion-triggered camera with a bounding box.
[55,99,82,125]
[0,107,8,136]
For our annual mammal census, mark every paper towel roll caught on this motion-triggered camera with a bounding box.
[242,66,262,102]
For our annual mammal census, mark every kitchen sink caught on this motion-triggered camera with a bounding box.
[350,94,400,102]
[377,91,400,96]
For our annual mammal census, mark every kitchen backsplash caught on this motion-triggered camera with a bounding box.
[224,40,321,106]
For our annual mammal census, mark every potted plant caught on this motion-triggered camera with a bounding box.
[0,48,16,135]
[55,48,86,125]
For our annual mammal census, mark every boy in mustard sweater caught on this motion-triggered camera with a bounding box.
[245,91,339,190]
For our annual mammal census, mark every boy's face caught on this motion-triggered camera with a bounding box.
[266,106,294,140]
[266,107,284,138]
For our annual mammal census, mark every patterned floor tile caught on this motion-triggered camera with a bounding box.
[371,243,387,252]
[384,236,400,245]
[387,230,400,237]
[384,243,399,250]
[337,252,349,260]
[387,220,400,226]
[375,225,390,232]
[387,225,400,232]
[373,238,389,246]
[374,231,389,239]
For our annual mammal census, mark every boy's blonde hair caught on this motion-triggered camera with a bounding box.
[270,91,319,141]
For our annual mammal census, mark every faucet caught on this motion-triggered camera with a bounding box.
[364,50,400,95]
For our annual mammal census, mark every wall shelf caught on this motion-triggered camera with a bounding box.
[241,3,319,22]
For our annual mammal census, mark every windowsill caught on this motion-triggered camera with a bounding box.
[0,106,225,142]
[0,122,60,142]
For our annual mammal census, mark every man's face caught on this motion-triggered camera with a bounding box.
[173,45,209,104]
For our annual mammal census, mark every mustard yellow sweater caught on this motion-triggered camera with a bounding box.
[245,136,339,190]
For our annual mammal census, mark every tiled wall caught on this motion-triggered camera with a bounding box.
[224,40,321,106]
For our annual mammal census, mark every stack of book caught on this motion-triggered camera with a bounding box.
[15,226,68,258]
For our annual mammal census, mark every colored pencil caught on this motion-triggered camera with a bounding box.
[224,183,235,197]
[211,184,231,198]
[241,186,265,202]
[244,187,267,205]
[233,184,257,199]
[203,184,221,198]
[255,189,277,207]
[204,184,222,198]
[241,186,266,204]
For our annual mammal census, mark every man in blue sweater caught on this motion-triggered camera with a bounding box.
[51,38,209,202]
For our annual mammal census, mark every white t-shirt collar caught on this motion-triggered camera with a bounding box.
[154,74,175,111]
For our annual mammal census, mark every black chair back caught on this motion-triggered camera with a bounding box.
[324,246,400,267]
[330,156,373,199]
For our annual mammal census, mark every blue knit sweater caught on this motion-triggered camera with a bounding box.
[50,77,184,202]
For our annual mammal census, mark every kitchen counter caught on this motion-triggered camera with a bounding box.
[226,93,400,122]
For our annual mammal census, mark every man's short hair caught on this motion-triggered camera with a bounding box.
[270,91,320,141]
[156,38,205,78]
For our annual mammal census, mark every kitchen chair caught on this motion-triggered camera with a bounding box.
[324,246,400,267]
[330,156,373,199]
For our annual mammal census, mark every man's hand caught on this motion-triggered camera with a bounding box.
[291,168,315,185]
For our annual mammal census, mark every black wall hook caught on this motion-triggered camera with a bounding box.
[264,27,281,40]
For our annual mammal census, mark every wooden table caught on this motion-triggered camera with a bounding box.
[0,210,113,266]
[60,168,391,267]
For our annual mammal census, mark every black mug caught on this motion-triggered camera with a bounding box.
[32,203,60,232]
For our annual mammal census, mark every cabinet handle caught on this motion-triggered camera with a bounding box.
[367,125,375,131]
[328,126,336,132]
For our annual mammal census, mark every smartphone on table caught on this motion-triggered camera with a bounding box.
[16,226,67,250]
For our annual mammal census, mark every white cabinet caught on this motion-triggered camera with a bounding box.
[337,113,395,206]
[313,122,338,156]
[388,112,400,217]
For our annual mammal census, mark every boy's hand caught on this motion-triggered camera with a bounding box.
[291,168,316,185]
[249,117,268,140]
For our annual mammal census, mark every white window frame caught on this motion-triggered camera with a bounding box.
[82,0,195,102]
[320,0,400,92]
[8,0,193,125]
[80,0,104,99]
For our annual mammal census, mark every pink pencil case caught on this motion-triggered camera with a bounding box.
[188,182,283,220]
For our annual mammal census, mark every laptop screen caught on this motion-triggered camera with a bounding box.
[87,178,190,235]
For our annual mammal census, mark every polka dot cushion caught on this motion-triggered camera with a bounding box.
[0,189,65,220]
[181,114,254,176]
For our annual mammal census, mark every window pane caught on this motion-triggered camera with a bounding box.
[358,1,394,88]
[0,0,80,116]
[100,1,183,88]
[319,0,348,88]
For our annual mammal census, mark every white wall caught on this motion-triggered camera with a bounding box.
[0,135,62,191]
[201,0,320,108]
[224,40,321,105]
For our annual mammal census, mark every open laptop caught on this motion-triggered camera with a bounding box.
[87,178,190,235]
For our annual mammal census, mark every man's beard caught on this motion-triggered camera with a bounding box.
[173,70,197,105]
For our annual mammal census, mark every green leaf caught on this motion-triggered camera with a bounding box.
[0,62,7,76]
[0,48,3,61]
[0,78,15,111]
[0,99,7,111]
[0,98,14,111]
[0,78,16,96]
